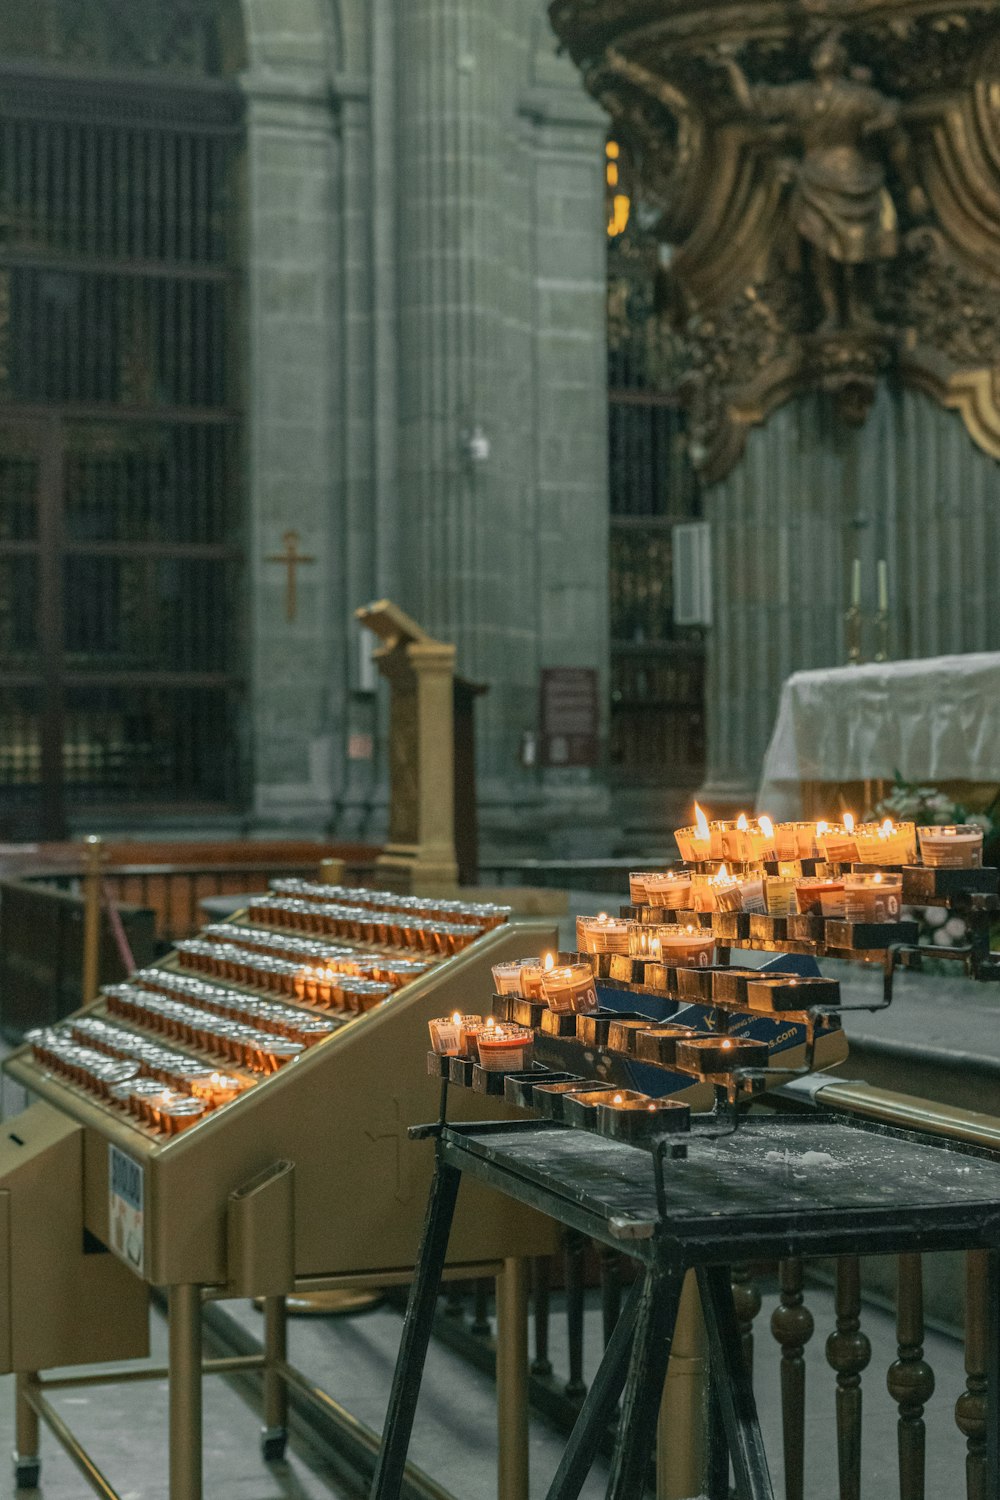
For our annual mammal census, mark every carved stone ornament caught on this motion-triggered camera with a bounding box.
[550,0,1000,481]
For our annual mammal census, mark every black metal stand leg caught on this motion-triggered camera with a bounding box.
[705,1372,729,1500]
[605,1262,685,1500]
[698,1265,775,1500]
[369,1153,462,1500]
[543,1275,644,1500]
[987,1249,1000,1500]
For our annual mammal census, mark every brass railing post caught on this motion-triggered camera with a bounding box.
[81,833,104,1003]
[169,1284,203,1500]
[826,1255,871,1500]
[496,1256,529,1500]
[657,1270,709,1500]
[888,1253,934,1500]
[956,1250,989,1500]
[771,1257,814,1500]
[261,1294,288,1461]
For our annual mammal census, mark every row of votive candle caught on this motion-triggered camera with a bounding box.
[428,1014,533,1070]
[625,871,903,923]
[672,815,982,869]
[492,956,600,1014]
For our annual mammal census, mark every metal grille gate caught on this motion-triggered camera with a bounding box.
[0,68,244,839]
[607,203,706,786]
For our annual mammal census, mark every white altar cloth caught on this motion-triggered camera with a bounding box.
[757,653,1000,819]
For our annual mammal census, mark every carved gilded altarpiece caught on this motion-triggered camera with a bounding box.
[551,0,1000,482]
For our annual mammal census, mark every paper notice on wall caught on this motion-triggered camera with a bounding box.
[109,1145,145,1276]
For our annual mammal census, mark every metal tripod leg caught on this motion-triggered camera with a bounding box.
[369,1152,462,1500]
[543,1273,643,1500]
[606,1262,685,1500]
[697,1265,774,1500]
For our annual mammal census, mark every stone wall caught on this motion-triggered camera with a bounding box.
[241,0,612,844]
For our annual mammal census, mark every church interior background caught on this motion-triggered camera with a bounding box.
[1,0,999,856]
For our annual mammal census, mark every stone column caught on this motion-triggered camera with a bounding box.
[394,2,611,851]
[242,65,343,827]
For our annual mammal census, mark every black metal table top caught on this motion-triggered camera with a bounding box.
[438,1114,1000,1264]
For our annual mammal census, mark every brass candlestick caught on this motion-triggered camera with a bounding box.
[845,604,863,665]
[873,608,889,663]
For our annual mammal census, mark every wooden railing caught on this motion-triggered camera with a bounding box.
[424,1082,1000,1499]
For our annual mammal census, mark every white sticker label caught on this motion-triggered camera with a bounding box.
[108,1145,145,1275]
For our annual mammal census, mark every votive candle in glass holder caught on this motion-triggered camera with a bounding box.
[721,814,776,864]
[816,817,859,864]
[476,1025,533,1072]
[818,886,847,919]
[775,822,811,860]
[854,820,916,866]
[576,914,629,955]
[541,962,599,1015]
[628,871,657,904]
[517,956,554,998]
[843,871,903,922]
[491,960,531,996]
[917,825,984,869]
[794,876,844,914]
[189,1071,245,1107]
[428,1012,465,1056]
[657,924,715,968]
[765,875,797,917]
[642,871,694,908]
[674,804,715,862]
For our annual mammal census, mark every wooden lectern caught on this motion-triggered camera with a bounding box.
[356,601,460,893]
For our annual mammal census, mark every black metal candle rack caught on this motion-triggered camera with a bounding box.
[370,862,1000,1500]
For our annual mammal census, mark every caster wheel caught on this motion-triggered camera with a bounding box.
[261,1426,287,1463]
[13,1453,41,1489]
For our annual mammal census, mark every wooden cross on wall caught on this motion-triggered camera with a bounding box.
[266,530,316,622]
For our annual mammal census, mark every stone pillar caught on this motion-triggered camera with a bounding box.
[394,2,611,851]
[242,64,343,827]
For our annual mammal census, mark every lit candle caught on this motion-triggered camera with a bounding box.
[541,962,599,1015]
[655,924,715,968]
[476,1025,533,1072]
[428,1012,466,1056]
[642,870,694,908]
[673,1035,769,1076]
[816,813,859,864]
[674,803,715,862]
[596,1092,691,1142]
[854,819,916,866]
[843,871,903,922]
[576,914,629,955]
[794,875,845,914]
[916,824,984,869]
[636,1025,710,1066]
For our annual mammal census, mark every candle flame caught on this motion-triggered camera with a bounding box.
[873,873,883,885]
[881,817,894,836]
[613,1093,623,1104]
[759,815,774,839]
[816,820,829,836]
[736,812,749,831]
[716,863,729,880]
[694,802,710,839]
[722,1039,732,1049]
[844,812,855,833]
[647,1103,657,1111]
[544,953,555,971]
